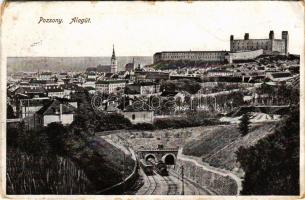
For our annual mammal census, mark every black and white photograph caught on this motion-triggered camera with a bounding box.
[1,1,304,198]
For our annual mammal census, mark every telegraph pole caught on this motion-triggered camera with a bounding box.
[122,152,125,194]
[181,165,184,195]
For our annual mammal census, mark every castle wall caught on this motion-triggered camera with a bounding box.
[230,31,288,55]
[226,49,264,63]
[272,40,286,55]
[230,39,272,53]
[153,51,226,63]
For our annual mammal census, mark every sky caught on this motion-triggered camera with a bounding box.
[1,1,304,57]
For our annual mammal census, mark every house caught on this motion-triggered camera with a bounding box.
[45,85,65,98]
[62,83,79,99]
[35,99,76,127]
[125,82,160,95]
[83,78,96,89]
[57,72,69,79]
[14,86,47,99]
[29,79,55,86]
[87,71,96,80]
[117,71,129,79]
[207,69,236,77]
[121,110,154,124]
[39,72,53,80]
[96,79,126,94]
[104,72,115,79]
[19,98,49,118]
[266,72,293,82]
[135,71,170,82]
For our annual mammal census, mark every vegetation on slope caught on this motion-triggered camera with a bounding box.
[7,149,92,194]
[236,108,299,195]
[152,60,224,70]
[182,122,277,171]
[160,79,201,94]
[7,91,135,194]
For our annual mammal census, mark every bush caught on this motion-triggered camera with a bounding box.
[131,123,155,130]
[95,113,132,132]
[160,79,201,94]
[153,116,224,130]
[239,113,250,136]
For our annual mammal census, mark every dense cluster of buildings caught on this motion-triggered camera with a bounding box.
[7,31,299,130]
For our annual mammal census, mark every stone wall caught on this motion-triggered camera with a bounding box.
[228,49,264,61]
[174,156,239,195]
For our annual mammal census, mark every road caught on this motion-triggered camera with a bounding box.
[135,168,209,195]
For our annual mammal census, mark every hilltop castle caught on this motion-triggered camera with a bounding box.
[230,31,288,55]
[153,30,289,64]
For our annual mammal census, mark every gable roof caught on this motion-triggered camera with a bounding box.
[15,86,47,94]
[36,99,76,115]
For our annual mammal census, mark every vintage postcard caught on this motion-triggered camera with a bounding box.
[0,1,304,199]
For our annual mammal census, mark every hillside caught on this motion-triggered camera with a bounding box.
[151,60,224,70]
[7,56,153,73]
[182,122,277,174]
[7,120,136,193]
[7,149,93,194]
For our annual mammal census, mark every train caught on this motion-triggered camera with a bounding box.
[147,158,168,176]
[139,159,154,176]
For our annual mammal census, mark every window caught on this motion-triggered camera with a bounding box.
[132,114,136,120]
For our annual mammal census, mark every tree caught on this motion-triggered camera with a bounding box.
[239,112,250,136]
[7,104,15,119]
[45,122,68,155]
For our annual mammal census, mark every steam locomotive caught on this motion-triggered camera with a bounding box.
[139,159,154,176]
[147,158,168,176]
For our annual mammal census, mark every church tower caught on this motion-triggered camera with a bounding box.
[111,44,117,73]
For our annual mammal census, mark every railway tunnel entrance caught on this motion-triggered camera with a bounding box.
[162,154,175,165]
[145,154,157,162]
[137,148,179,165]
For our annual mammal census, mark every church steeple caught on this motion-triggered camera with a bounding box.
[111,44,116,59]
[110,44,117,73]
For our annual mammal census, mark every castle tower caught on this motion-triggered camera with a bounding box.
[282,31,289,55]
[244,33,249,40]
[111,44,117,73]
[230,35,234,52]
[269,30,274,39]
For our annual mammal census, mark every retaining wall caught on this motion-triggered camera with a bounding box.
[229,49,264,60]
[174,151,240,195]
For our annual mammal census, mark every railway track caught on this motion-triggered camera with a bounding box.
[138,167,207,195]
[168,169,210,195]
[143,175,158,195]
[163,175,179,195]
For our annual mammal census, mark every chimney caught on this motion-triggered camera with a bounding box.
[230,35,234,41]
[269,30,274,39]
[244,33,249,40]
